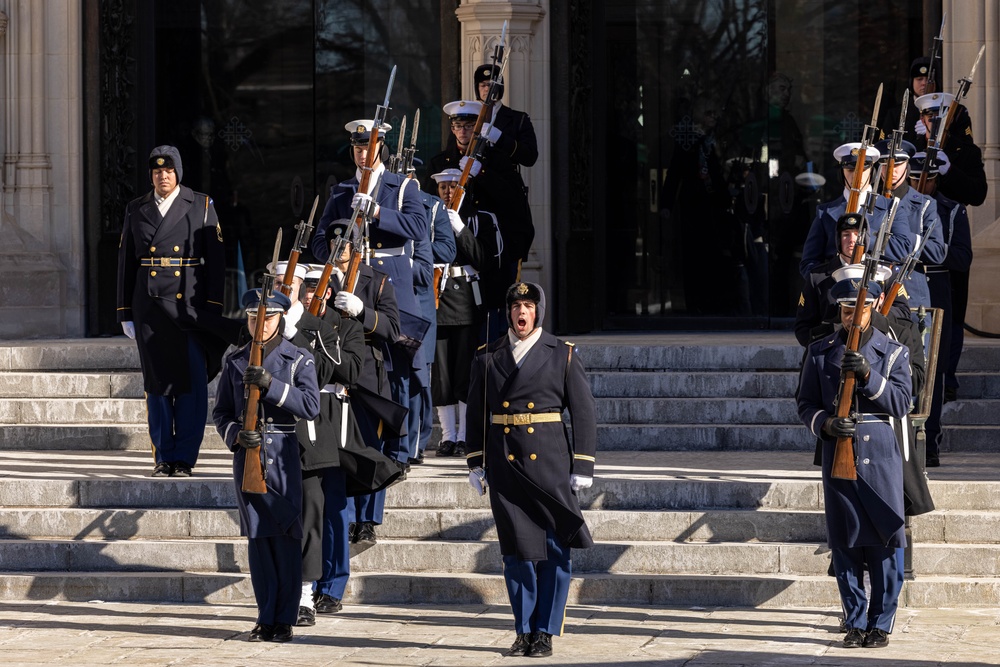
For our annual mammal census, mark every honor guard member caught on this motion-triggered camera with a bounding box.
[799,143,912,279]
[118,145,242,477]
[912,91,987,208]
[872,139,946,311]
[909,153,972,466]
[213,289,321,643]
[429,100,520,340]
[465,282,597,658]
[268,262,365,626]
[795,213,864,346]
[431,168,502,458]
[473,63,539,266]
[797,275,911,649]
[313,119,429,466]
[308,223,403,546]
[407,169,457,463]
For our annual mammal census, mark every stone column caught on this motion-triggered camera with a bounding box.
[0,0,76,337]
[455,0,551,295]
[946,1,1000,331]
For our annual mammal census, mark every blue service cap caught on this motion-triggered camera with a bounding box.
[908,151,944,177]
[873,139,915,162]
[241,288,291,314]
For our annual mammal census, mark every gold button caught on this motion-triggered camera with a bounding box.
[150,246,156,252]
[176,293,183,299]
[376,242,383,249]
[527,427,534,434]
[174,271,181,277]
[529,453,537,460]
[377,260,383,265]
[504,427,510,434]
[502,401,509,408]
[150,270,157,277]
[507,454,514,461]
[527,402,534,409]
[173,245,180,252]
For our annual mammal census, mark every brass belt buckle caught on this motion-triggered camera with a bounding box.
[513,413,531,426]
[159,257,171,268]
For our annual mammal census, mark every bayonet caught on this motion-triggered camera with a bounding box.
[926,13,947,92]
[389,115,407,174]
[403,108,420,175]
[266,228,282,295]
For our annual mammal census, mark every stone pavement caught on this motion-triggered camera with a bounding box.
[1,601,1000,666]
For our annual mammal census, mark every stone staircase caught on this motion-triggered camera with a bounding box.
[2,334,1000,607]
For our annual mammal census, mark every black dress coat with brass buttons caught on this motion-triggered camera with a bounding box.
[117,185,241,394]
[465,330,597,561]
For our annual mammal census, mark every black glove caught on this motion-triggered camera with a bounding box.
[823,416,857,438]
[841,351,871,384]
[237,429,262,450]
[243,365,272,391]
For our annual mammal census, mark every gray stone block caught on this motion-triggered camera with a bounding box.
[0,508,190,539]
[589,372,797,399]
[0,373,114,398]
[5,340,140,371]
[596,425,813,451]
[2,398,147,424]
[596,398,799,425]
[0,480,78,507]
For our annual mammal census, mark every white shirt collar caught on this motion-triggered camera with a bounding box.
[508,327,543,367]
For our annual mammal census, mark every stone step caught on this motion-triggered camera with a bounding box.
[2,506,990,545]
[0,372,141,399]
[2,536,998,579]
[0,340,139,372]
[0,424,227,451]
[595,398,799,425]
[594,423,1000,452]
[3,569,1000,608]
[0,398,150,425]
[588,372,798,398]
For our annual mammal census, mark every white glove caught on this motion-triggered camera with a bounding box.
[480,122,502,144]
[121,321,136,339]
[937,151,951,175]
[283,301,303,339]
[468,467,487,495]
[333,291,364,317]
[446,209,465,234]
[351,192,379,217]
[459,155,482,178]
[570,474,593,492]
[915,119,928,137]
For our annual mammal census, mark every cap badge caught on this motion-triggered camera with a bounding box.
[356,124,366,133]
[483,68,492,77]
[919,66,928,74]
[155,157,165,166]
[516,283,529,295]
[850,148,859,157]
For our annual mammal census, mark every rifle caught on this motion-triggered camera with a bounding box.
[878,216,939,316]
[449,20,509,212]
[241,230,283,494]
[830,200,896,480]
[387,115,407,175]
[307,219,363,317]
[343,65,396,295]
[881,90,909,199]
[278,195,318,296]
[925,13,946,94]
[403,108,420,174]
[844,84,883,215]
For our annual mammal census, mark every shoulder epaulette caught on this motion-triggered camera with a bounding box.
[564,341,575,347]
[477,343,488,351]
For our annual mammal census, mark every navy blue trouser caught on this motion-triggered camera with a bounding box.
[146,338,207,467]
[502,530,573,636]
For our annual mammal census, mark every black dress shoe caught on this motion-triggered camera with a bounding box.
[453,441,467,457]
[348,522,358,542]
[944,386,958,403]
[295,606,315,626]
[527,631,553,657]
[926,455,941,468]
[843,628,865,648]
[507,632,532,656]
[248,623,274,642]
[315,594,343,614]
[270,623,293,642]
[151,462,173,477]
[170,462,192,477]
[862,628,889,648]
[437,440,455,457]
[410,451,424,465]
[356,521,377,544]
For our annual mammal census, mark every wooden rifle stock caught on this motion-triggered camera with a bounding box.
[307,263,335,317]
[879,282,903,316]
[278,249,301,297]
[240,296,269,494]
[830,284,871,481]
